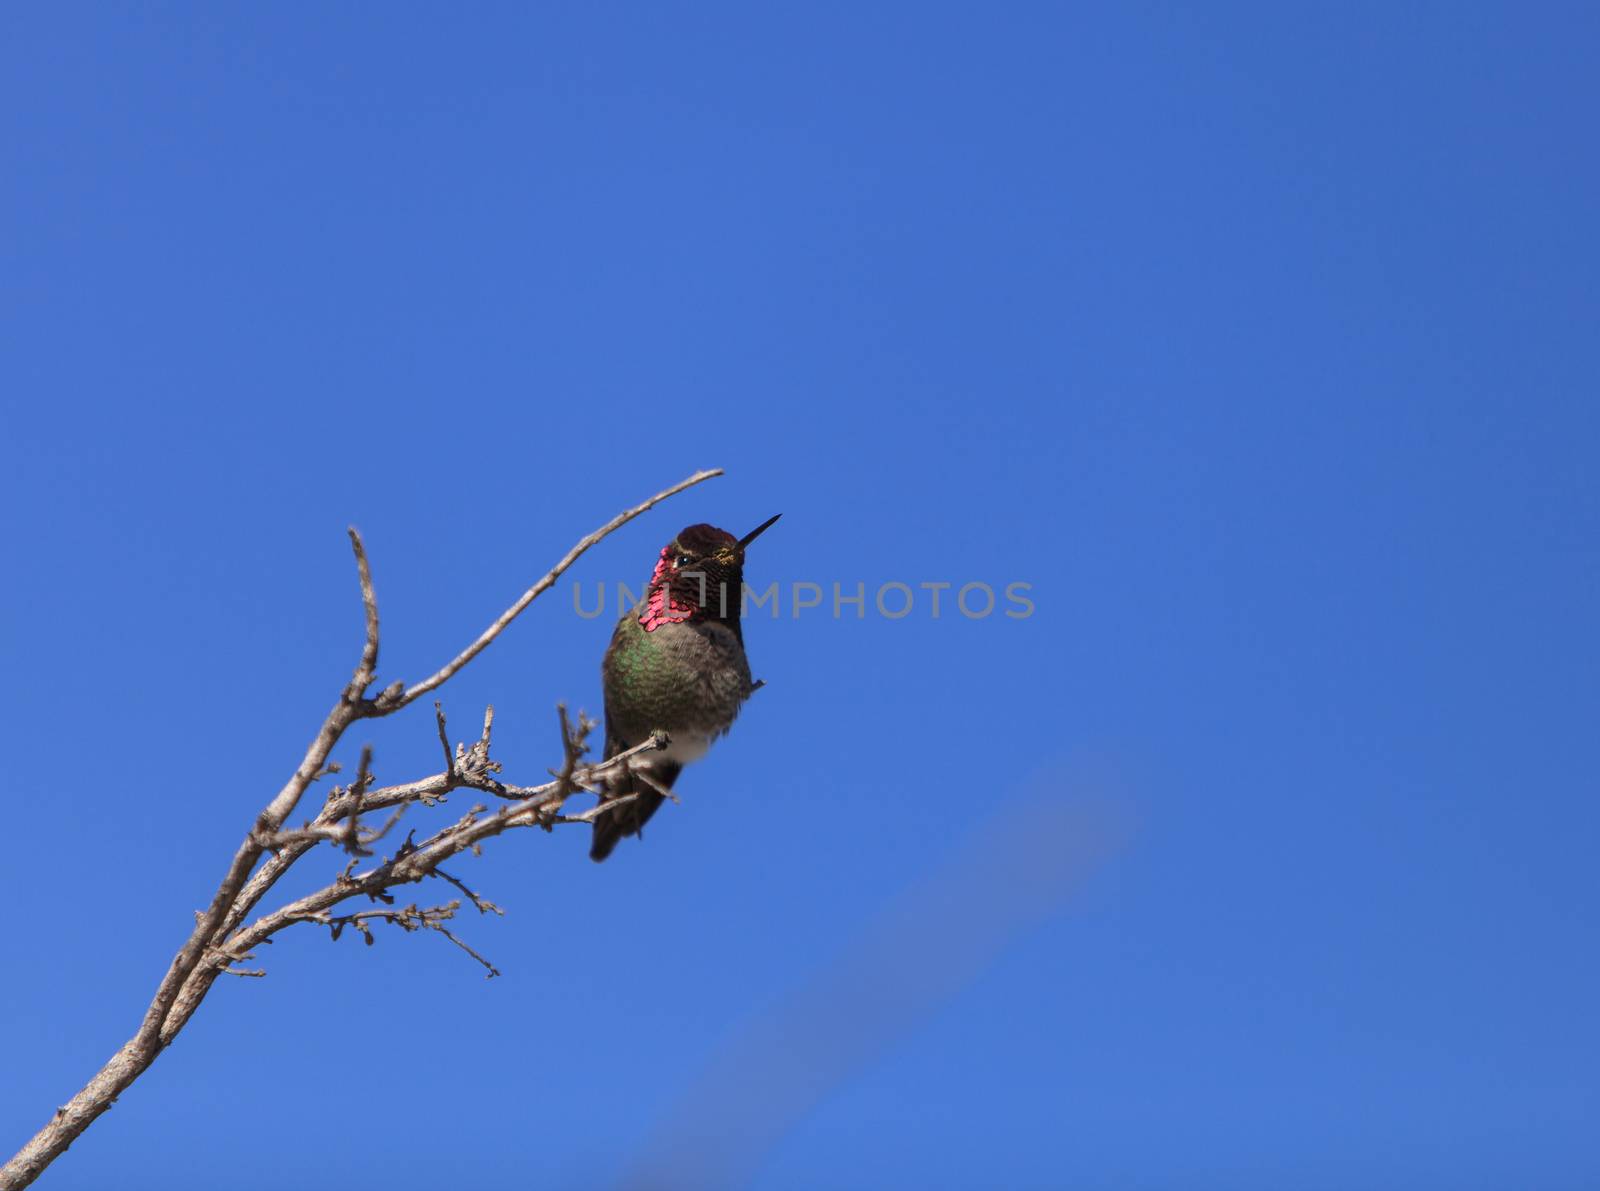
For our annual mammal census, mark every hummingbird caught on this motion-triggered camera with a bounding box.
[590,513,782,862]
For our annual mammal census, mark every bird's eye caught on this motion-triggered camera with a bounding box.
[676,554,693,568]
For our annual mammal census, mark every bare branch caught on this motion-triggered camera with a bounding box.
[395,468,722,708]
[434,701,455,775]
[558,791,643,825]
[431,866,504,916]
[1,471,717,1190]
[345,527,381,706]
[340,745,375,855]
[127,528,388,1066]
[291,901,499,974]
[633,765,682,806]
[206,945,264,978]
[215,740,670,971]
[314,729,667,820]
[434,925,501,979]
[540,703,594,819]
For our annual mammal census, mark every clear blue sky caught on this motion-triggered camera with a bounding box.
[3,5,1597,1189]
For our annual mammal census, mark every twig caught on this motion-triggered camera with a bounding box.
[293,899,502,976]
[340,746,375,855]
[435,702,455,775]
[346,528,382,708]
[434,926,501,979]
[558,792,643,825]
[395,469,722,709]
[632,765,682,806]
[431,866,503,916]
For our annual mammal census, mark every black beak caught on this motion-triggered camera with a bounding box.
[738,513,782,549]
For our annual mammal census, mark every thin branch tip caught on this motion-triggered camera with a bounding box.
[394,468,724,709]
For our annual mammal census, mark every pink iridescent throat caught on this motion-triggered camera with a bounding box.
[639,546,695,632]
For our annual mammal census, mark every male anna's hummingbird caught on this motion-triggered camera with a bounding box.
[590,513,781,862]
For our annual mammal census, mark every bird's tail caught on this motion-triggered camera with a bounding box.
[590,759,681,862]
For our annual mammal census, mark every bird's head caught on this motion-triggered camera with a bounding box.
[639,514,781,631]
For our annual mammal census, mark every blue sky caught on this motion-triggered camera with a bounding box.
[3,4,1598,1188]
